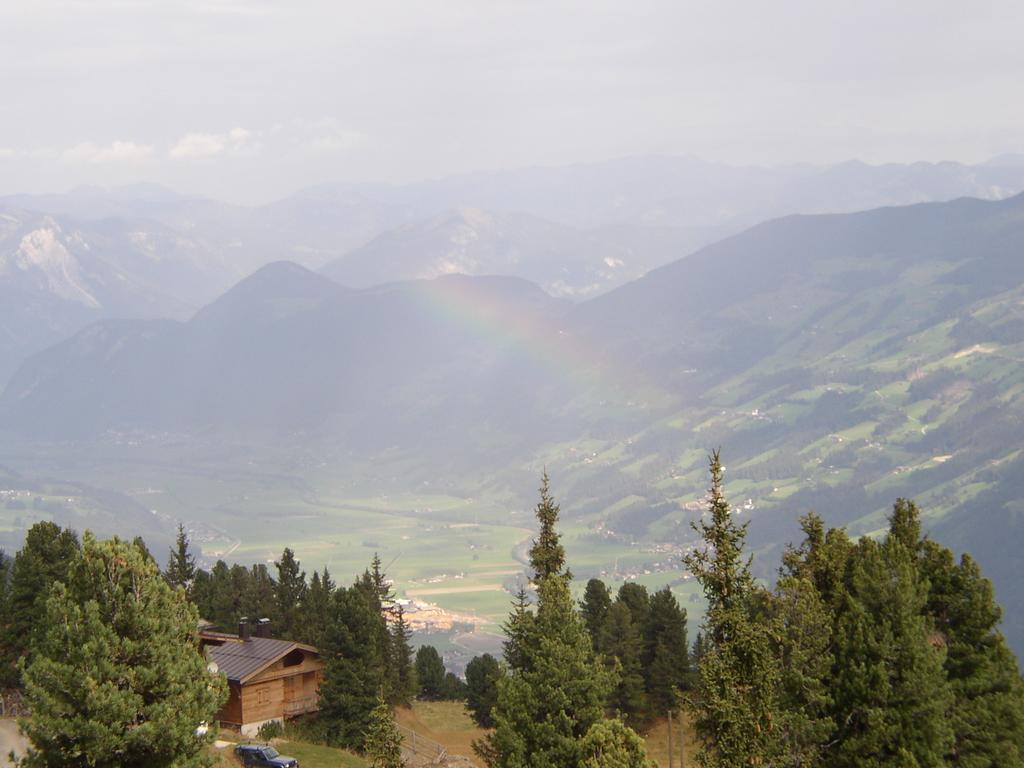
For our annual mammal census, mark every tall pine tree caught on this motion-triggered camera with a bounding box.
[363,694,404,768]
[476,575,615,768]
[319,584,385,750]
[389,604,417,706]
[683,451,780,768]
[274,547,306,638]
[164,523,197,595]
[528,471,568,582]
[830,531,953,767]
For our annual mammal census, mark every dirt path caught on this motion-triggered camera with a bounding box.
[0,719,29,767]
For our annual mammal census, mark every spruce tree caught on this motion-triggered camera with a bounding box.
[416,645,447,700]
[502,586,535,672]
[830,533,953,767]
[363,694,404,768]
[243,563,276,625]
[644,587,690,714]
[600,600,647,726]
[616,583,650,631]
[683,451,780,768]
[772,574,834,768]
[274,547,306,638]
[319,585,385,750]
[164,523,196,594]
[466,653,502,728]
[921,541,1024,766]
[356,562,399,703]
[301,568,335,647]
[370,552,394,606]
[528,471,568,582]
[475,575,615,767]
[389,604,417,706]
[18,534,226,768]
[580,578,612,644]
[0,549,12,687]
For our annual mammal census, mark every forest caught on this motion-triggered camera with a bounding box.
[0,456,1022,767]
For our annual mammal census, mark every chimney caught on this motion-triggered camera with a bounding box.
[238,617,251,641]
[256,618,272,639]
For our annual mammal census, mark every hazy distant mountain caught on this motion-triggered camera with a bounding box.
[320,207,676,298]
[0,208,226,384]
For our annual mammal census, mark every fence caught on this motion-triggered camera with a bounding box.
[397,723,448,764]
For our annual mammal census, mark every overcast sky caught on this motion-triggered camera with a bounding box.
[1,0,1022,203]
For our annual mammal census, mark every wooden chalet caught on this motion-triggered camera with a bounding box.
[200,619,324,736]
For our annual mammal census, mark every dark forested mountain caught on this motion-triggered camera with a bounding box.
[0,263,575,453]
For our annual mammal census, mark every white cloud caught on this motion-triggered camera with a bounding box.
[62,141,153,164]
[170,127,255,159]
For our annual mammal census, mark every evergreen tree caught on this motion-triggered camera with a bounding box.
[389,604,417,706]
[502,586,535,672]
[683,451,780,768]
[830,532,953,767]
[600,600,647,726]
[370,553,394,606]
[580,578,612,644]
[363,695,404,768]
[356,561,399,703]
[644,587,690,714]
[772,574,834,768]
[164,523,197,594]
[274,547,306,638]
[18,534,226,768]
[528,471,568,582]
[300,568,335,647]
[579,719,656,768]
[466,653,502,728]
[616,583,650,632]
[921,540,1024,766]
[319,585,385,750]
[416,645,447,700]
[3,522,79,673]
[191,568,213,621]
[243,563,276,624]
[475,576,615,768]
[0,549,11,687]
[442,671,468,700]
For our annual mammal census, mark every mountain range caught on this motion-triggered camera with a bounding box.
[3,189,1024,648]
[4,154,1024,387]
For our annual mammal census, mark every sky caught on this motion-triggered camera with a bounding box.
[1,0,1023,204]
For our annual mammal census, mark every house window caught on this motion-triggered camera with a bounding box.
[282,649,304,668]
[256,687,270,705]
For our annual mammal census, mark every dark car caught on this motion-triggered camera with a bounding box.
[234,743,299,768]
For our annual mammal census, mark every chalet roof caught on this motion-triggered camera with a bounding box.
[201,631,319,684]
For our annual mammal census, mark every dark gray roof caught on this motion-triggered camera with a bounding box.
[202,633,318,684]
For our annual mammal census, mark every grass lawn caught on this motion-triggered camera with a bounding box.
[397,701,487,766]
[210,737,366,768]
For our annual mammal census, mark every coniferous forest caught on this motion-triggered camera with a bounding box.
[1,453,1022,766]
